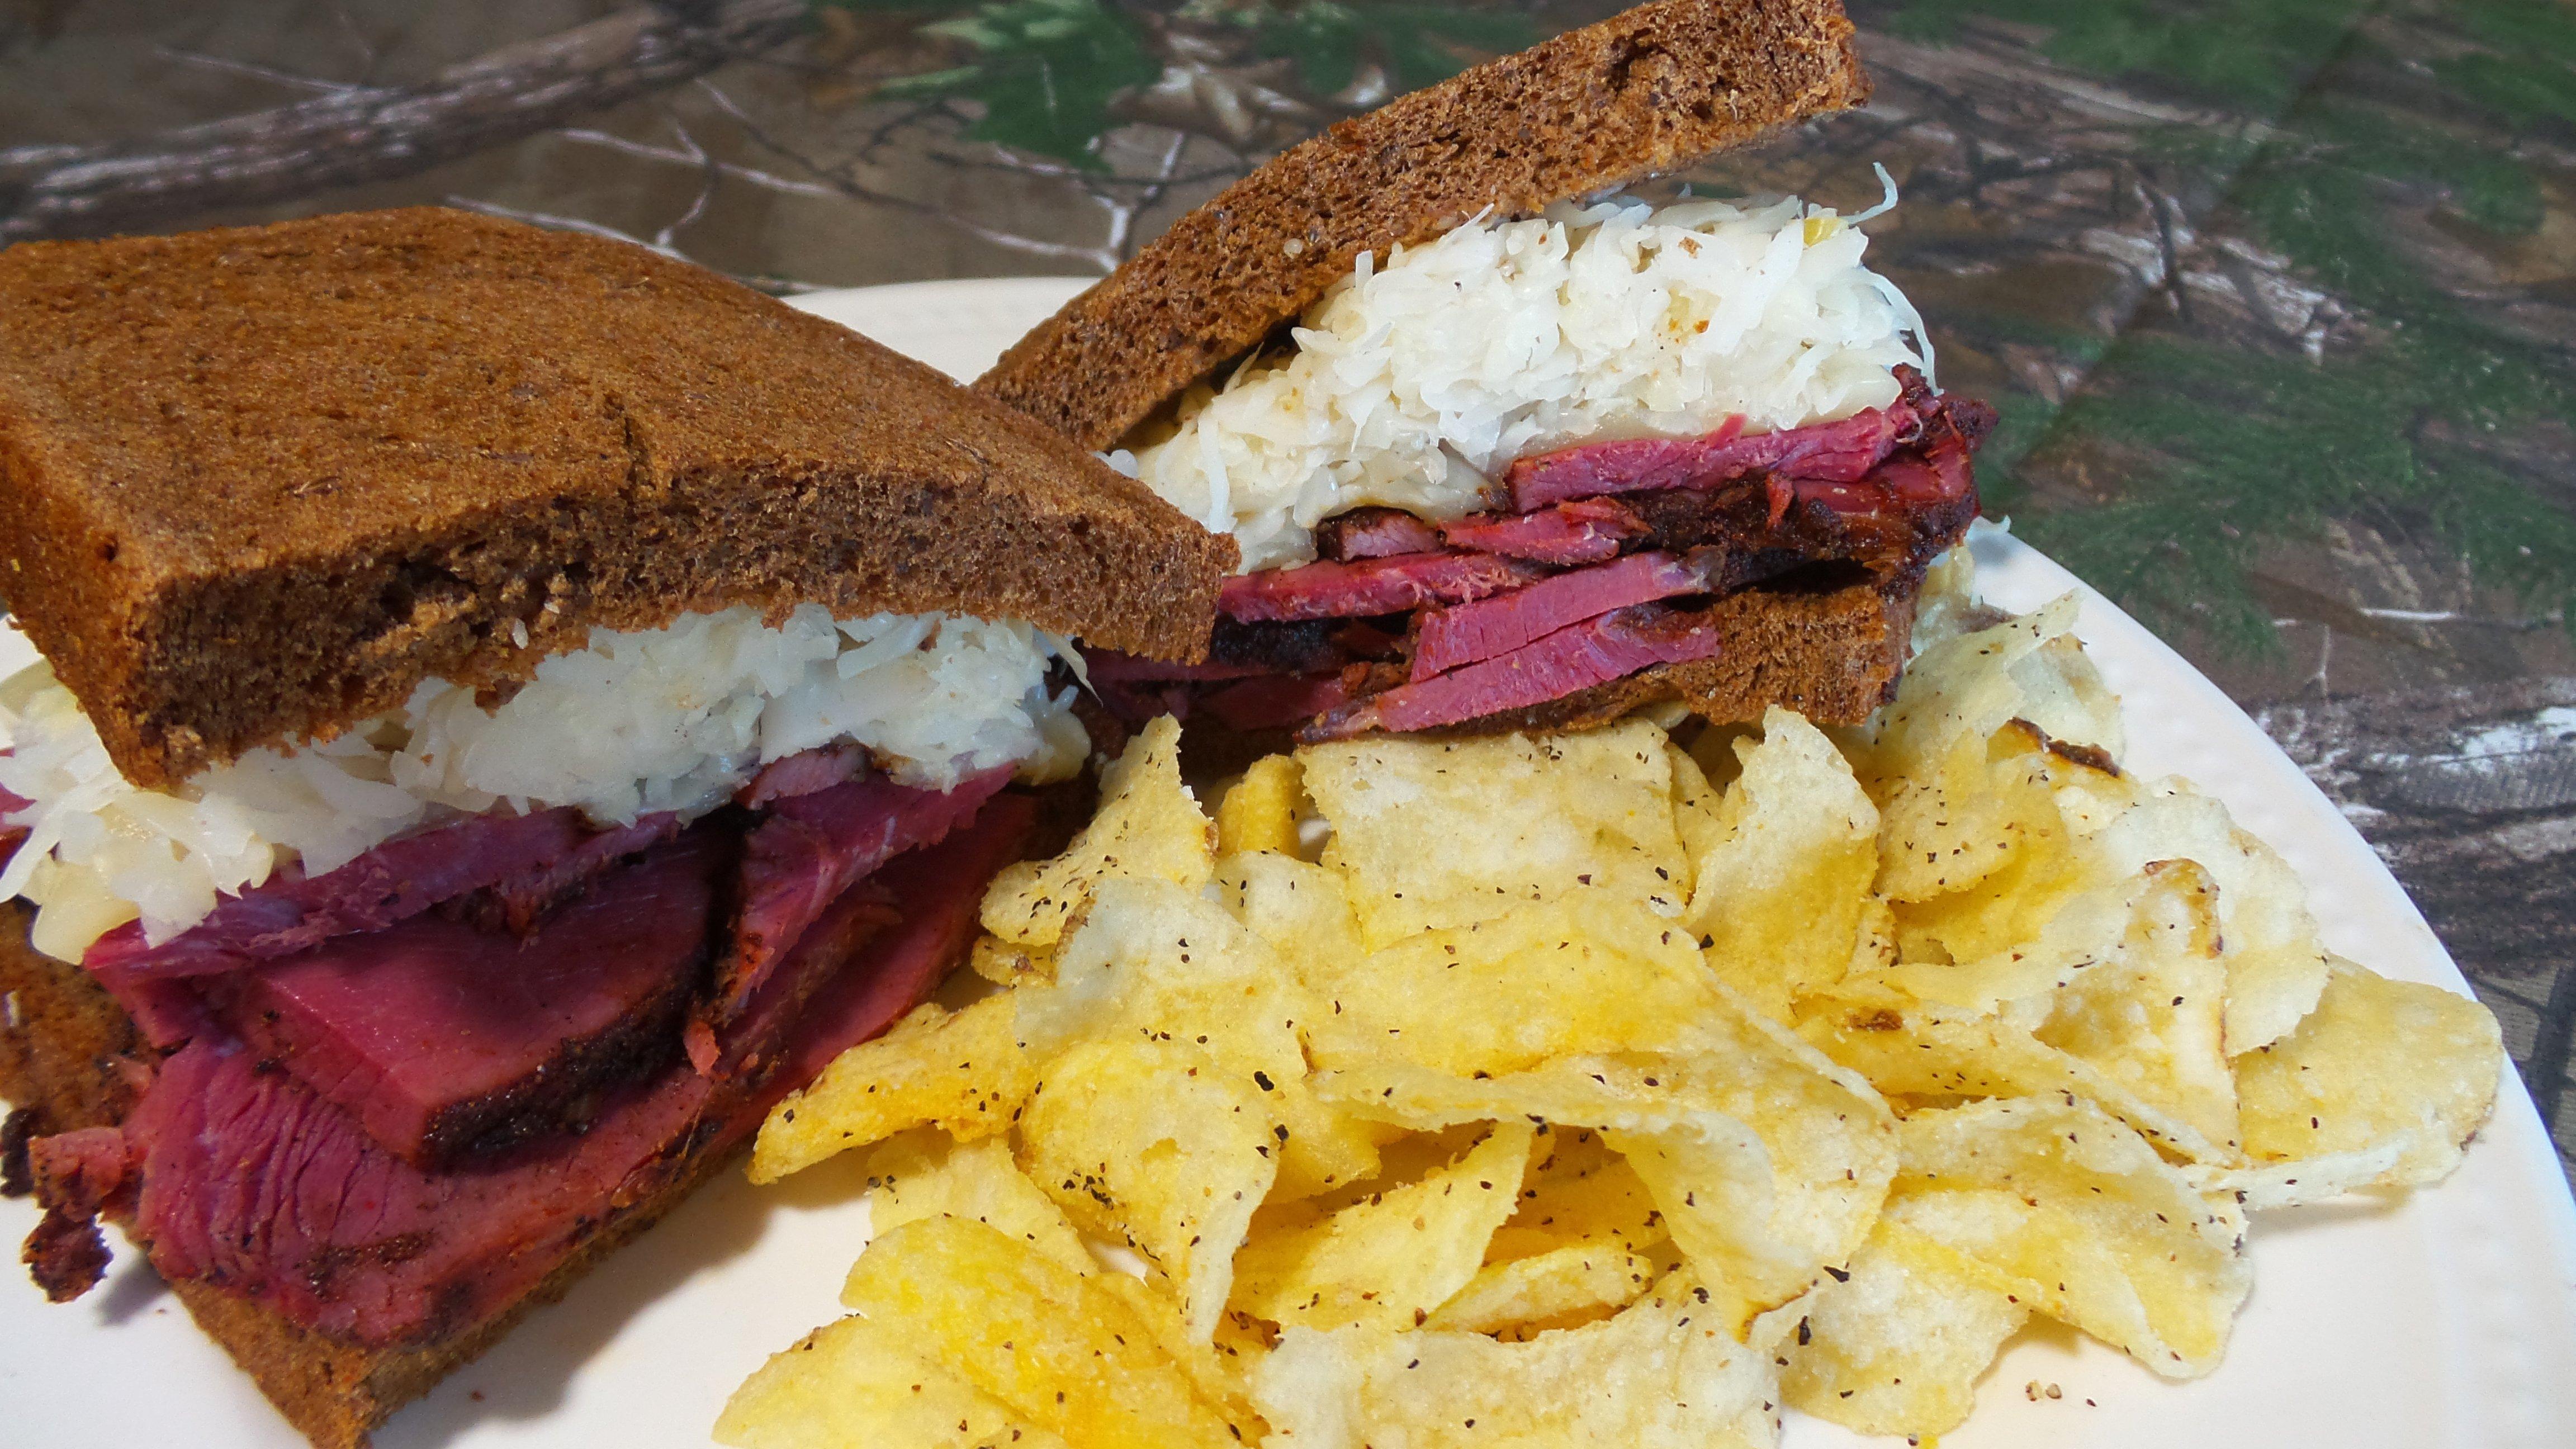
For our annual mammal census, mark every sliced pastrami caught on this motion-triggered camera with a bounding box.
[1202,674,1357,732]
[1218,551,1544,623]
[733,791,1035,1091]
[84,806,683,985]
[761,794,1036,1095]
[220,835,723,1168]
[1305,604,1725,740]
[1441,497,1648,565]
[108,1038,725,1347]
[1315,506,1445,561]
[1410,550,1719,682]
[736,744,871,808]
[1506,368,1943,511]
[714,766,1011,1025]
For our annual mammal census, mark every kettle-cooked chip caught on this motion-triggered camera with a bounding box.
[1022,875,1379,1200]
[750,993,1034,1183]
[1798,978,2229,1164]
[1321,1016,1895,1334]
[1425,1237,1664,1335]
[1214,850,1367,997]
[2009,631,2125,759]
[1250,1271,1792,1449]
[1300,720,1687,947]
[2082,786,2329,1054]
[968,932,1054,986]
[1488,1128,1670,1261]
[2236,958,2503,1186]
[714,1311,1067,1449]
[859,1130,1097,1279]
[1305,892,1721,1077]
[982,714,1214,946]
[1016,1036,1280,1343]
[839,1216,1246,1443]
[1232,1121,1532,1332]
[1782,1219,2028,1441]
[1682,707,1880,1021]
[2030,860,2237,1152]
[1886,1098,2251,1377]
[1216,754,1307,859]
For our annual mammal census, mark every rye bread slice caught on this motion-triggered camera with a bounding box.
[975,0,1870,451]
[0,207,1237,790]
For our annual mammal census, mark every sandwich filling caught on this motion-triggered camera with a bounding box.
[1092,188,1992,738]
[4,604,1084,1347]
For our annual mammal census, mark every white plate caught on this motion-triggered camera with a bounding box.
[3,278,2572,1447]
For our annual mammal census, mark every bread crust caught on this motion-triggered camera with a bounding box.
[0,207,1237,789]
[0,911,744,1449]
[975,0,1869,449]
[1465,575,1910,733]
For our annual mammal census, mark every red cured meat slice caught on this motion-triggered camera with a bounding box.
[1439,498,1649,565]
[1314,507,1445,561]
[1410,551,1718,682]
[84,806,683,984]
[1305,605,1725,740]
[1202,674,1356,732]
[1217,551,1544,623]
[714,766,1011,1024]
[220,836,723,1167]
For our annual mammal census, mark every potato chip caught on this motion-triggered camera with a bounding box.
[1214,850,1366,997]
[1016,1036,1280,1342]
[750,993,1033,1183]
[1797,978,2228,1164]
[1907,543,1984,652]
[1886,1098,2251,1377]
[1853,593,2080,812]
[2187,1140,2410,1211]
[967,932,1053,986]
[1300,720,1688,947]
[1883,719,2327,1058]
[1488,1128,1670,1262]
[1424,1237,1663,1334]
[1251,1270,1792,1449]
[2080,784,2328,1054]
[1682,707,1880,1021]
[714,1311,1067,1449]
[1667,742,1722,890]
[2010,631,2125,759]
[1781,1218,2026,1440]
[1232,1121,1532,1332]
[1021,875,1380,1200]
[2030,860,2237,1153]
[839,1216,1245,1442]
[1320,1019,1895,1332]
[858,1129,1095,1278]
[1217,754,1306,858]
[982,714,1214,946]
[1879,719,2108,930]
[2236,958,2502,1187]
[1304,892,1721,1077]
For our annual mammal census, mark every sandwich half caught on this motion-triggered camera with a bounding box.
[978,0,1992,740]
[0,207,1230,1447]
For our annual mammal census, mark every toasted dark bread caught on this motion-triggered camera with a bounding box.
[974,0,1869,451]
[0,207,1236,789]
